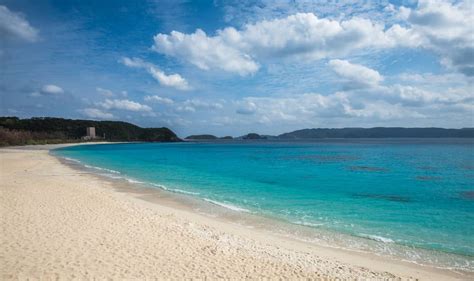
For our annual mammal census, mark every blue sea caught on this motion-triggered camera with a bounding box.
[53,139,474,271]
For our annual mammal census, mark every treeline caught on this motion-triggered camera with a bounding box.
[0,117,181,146]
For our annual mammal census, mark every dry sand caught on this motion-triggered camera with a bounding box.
[0,145,469,280]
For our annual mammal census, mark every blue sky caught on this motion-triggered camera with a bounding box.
[1,0,473,137]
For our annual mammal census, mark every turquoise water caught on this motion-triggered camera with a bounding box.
[54,140,474,270]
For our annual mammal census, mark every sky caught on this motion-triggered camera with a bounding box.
[0,0,473,137]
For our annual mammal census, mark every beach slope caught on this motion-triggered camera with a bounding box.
[0,147,464,279]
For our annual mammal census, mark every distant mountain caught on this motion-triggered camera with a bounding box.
[220,136,233,140]
[0,117,181,146]
[278,127,474,139]
[185,134,218,140]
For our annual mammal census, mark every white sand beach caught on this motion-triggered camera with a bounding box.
[0,145,469,280]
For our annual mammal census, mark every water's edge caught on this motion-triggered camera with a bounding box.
[51,147,474,274]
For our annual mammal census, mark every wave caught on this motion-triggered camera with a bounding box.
[292,220,324,228]
[82,164,121,174]
[203,198,250,213]
[358,233,394,243]
[149,183,200,195]
[171,188,200,195]
[61,156,200,196]
[62,157,81,163]
[126,178,145,184]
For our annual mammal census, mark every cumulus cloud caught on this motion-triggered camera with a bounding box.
[236,101,257,115]
[232,93,353,124]
[153,29,260,76]
[329,59,383,89]
[152,13,418,75]
[0,5,38,42]
[229,75,472,127]
[81,108,115,119]
[144,95,174,104]
[32,84,64,96]
[389,85,473,106]
[153,2,472,76]
[97,99,152,112]
[120,57,190,90]
[398,0,474,76]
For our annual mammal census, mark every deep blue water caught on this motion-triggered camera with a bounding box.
[54,140,474,270]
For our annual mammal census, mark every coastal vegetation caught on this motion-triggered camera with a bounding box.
[0,117,180,146]
[2,116,473,147]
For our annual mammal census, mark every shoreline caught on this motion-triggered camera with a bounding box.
[55,147,474,274]
[1,144,470,279]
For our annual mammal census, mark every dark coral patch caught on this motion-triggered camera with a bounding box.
[459,191,474,200]
[417,166,438,171]
[348,166,389,172]
[416,176,442,181]
[352,193,411,203]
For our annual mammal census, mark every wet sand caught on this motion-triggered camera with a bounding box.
[0,145,468,279]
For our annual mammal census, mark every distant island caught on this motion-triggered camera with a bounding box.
[230,128,474,140]
[185,135,234,140]
[185,134,218,140]
[277,128,474,139]
[0,117,180,146]
[2,116,473,147]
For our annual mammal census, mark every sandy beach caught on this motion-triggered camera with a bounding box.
[0,145,469,280]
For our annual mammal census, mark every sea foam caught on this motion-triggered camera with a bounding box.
[359,233,394,243]
[204,199,251,213]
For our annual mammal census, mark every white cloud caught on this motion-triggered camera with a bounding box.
[398,0,474,76]
[81,108,115,119]
[236,101,257,115]
[343,101,425,119]
[152,13,418,75]
[120,57,190,90]
[329,59,383,88]
[98,99,152,112]
[153,2,472,76]
[40,84,64,95]
[0,5,38,42]
[176,105,196,113]
[236,93,353,123]
[390,85,473,106]
[144,95,174,104]
[96,87,114,97]
[173,99,224,113]
[183,99,223,109]
[153,29,260,76]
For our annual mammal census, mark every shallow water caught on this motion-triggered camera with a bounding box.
[53,139,474,271]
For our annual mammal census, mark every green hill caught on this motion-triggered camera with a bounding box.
[0,117,181,146]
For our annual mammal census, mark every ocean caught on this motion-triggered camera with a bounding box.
[53,139,474,271]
